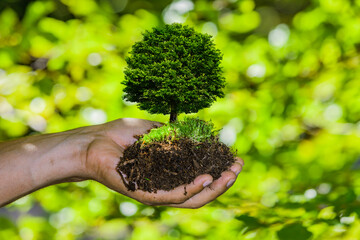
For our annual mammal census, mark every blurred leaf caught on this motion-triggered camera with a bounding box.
[0,8,18,37]
[277,223,312,240]
[235,214,265,231]
[0,217,16,230]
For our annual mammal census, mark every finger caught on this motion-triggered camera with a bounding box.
[149,121,164,129]
[236,157,244,166]
[230,161,243,176]
[138,119,164,132]
[167,170,237,208]
[131,174,213,205]
[125,119,164,145]
[136,119,164,130]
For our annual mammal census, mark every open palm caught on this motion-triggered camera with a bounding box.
[85,118,244,208]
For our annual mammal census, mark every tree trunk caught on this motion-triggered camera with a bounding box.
[170,103,177,122]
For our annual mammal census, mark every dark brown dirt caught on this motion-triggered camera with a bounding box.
[116,137,236,193]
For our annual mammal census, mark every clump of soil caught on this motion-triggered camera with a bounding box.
[116,136,236,193]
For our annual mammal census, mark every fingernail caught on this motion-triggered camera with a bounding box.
[227,179,235,188]
[235,170,241,176]
[203,180,212,187]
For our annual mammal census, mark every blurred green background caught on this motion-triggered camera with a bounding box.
[1,0,360,239]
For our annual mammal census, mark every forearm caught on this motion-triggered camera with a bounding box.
[0,118,242,209]
[0,127,95,207]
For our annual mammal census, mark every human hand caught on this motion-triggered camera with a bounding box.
[84,118,244,208]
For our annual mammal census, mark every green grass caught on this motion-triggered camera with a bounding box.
[139,117,217,144]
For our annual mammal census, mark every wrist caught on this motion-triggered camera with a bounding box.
[0,124,106,206]
[29,126,100,188]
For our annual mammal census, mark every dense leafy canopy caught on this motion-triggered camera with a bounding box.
[1,0,360,239]
[123,23,225,121]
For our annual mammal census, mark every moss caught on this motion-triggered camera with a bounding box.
[139,117,217,145]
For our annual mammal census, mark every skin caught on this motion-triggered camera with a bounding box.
[0,118,244,208]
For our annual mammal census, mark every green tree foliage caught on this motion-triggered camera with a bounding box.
[123,23,225,122]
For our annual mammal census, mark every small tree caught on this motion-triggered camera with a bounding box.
[122,23,225,122]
